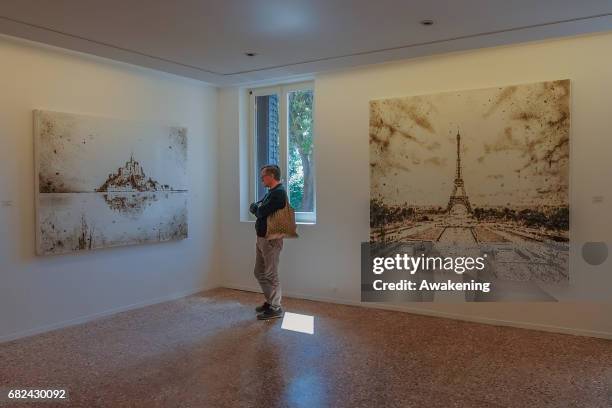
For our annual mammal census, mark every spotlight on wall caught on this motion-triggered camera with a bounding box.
[420,19,435,26]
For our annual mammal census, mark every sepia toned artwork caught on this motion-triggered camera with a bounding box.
[369,80,570,287]
[35,110,188,255]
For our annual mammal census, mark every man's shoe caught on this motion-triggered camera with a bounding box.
[257,307,284,320]
[255,302,270,313]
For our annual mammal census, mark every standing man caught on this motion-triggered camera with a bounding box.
[249,164,286,320]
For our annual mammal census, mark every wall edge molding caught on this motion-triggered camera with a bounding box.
[0,284,219,344]
[222,283,612,340]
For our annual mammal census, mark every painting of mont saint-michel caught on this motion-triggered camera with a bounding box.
[370,80,570,284]
[35,110,188,256]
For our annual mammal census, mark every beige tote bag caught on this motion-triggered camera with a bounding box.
[266,195,299,239]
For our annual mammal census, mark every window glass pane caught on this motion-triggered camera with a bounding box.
[255,94,280,201]
[287,89,314,212]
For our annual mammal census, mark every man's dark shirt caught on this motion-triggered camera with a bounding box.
[249,183,287,237]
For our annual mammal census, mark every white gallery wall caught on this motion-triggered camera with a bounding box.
[2,29,612,343]
[0,35,221,342]
[219,31,612,338]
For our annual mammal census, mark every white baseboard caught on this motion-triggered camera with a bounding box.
[4,282,609,343]
[0,284,219,344]
[222,282,612,340]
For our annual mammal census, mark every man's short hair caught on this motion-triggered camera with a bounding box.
[260,164,281,181]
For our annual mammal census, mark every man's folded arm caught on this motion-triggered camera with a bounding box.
[255,192,286,218]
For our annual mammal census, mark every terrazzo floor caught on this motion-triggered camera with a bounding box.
[1,288,611,407]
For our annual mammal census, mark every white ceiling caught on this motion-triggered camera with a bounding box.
[0,0,611,86]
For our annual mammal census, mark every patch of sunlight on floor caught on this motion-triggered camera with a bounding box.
[281,312,314,334]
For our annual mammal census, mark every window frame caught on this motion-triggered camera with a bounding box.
[248,81,316,224]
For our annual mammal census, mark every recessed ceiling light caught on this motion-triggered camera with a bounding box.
[245,52,257,57]
[420,19,434,26]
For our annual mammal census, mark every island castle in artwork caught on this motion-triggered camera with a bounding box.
[96,155,174,192]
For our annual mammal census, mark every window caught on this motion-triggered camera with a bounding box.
[249,81,315,223]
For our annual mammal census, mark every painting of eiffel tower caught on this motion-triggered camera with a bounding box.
[369,80,570,285]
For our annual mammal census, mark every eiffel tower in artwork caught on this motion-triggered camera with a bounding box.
[446,131,472,213]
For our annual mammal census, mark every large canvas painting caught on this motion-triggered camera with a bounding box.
[35,110,188,255]
[369,80,570,286]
